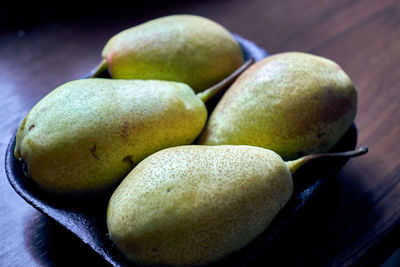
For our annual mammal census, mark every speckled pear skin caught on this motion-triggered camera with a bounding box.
[14,79,207,196]
[199,52,357,160]
[102,15,244,92]
[107,145,293,266]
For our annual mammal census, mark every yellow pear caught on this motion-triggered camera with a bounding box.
[199,52,357,160]
[14,79,207,196]
[107,145,367,266]
[14,59,252,196]
[91,15,244,92]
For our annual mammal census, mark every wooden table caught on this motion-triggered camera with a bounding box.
[1,0,399,266]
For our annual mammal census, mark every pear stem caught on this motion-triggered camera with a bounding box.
[197,58,254,103]
[89,59,108,78]
[286,147,368,176]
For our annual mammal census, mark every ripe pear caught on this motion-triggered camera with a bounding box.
[14,59,252,196]
[14,79,207,196]
[91,15,244,92]
[107,145,367,266]
[198,52,357,160]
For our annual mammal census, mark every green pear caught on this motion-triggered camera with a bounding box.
[198,52,357,160]
[14,79,207,196]
[14,60,252,196]
[107,145,367,266]
[91,15,244,92]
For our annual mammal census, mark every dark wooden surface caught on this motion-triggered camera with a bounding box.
[1,0,399,266]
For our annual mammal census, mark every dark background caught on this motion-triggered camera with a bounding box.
[1,0,399,266]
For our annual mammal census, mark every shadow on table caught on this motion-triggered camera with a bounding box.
[245,164,384,267]
[0,0,224,30]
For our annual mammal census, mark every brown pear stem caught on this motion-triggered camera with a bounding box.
[286,147,368,176]
[197,58,254,103]
[89,59,108,78]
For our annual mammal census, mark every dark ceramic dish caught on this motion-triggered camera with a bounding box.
[4,36,358,266]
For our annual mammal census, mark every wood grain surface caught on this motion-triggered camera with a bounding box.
[1,0,399,266]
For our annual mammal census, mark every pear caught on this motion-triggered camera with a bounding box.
[90,15,244,92]
[14,79,205,196]
[107,145,367,266]
[198,52,357,160]
[14,60,252,196]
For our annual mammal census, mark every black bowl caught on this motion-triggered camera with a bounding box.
[4,36,358,266]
